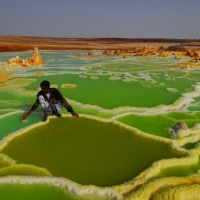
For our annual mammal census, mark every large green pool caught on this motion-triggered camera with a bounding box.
[0,116,186,187]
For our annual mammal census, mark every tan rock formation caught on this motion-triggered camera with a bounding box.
[27,47,45,66]
[88,51,94,56]
[4,47,45,68]
[102,49,124,56]
[172,121,188,132]
[33,46,39,54]
[170,121,190,139]
[186,49,194,57]
[194,51,200,61]
[110,50,116,55]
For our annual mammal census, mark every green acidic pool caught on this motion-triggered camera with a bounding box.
[23,74,195,109]
[156,159,200,177]
[116,112,200,138]
[0,113,41,140]
[0,116,186,187]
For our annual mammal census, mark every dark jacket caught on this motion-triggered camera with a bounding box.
[31,88,74,113]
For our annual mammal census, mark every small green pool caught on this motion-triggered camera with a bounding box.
[0,183,110,200]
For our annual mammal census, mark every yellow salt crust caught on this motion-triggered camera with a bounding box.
[50,84,59,88]
[90,76,99,79]
[60,83,77,88]
[153,184,200,200]
[124,176,200,200]
[78,75,87,78]
[172,129,200,147]
[0,72,12,87]
[0,153,16,167]
[35,71,44,77]
[0,72,11,80]
[6,78,36,88]
[0,82,7,87]
[0,151,51,177]
[0,175,121,200]
[0,164,51,176]
[109,76,122,80]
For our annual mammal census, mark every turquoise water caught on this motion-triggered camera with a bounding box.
[1,50,200,197]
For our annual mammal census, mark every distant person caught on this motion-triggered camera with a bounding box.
[22,80,79,121]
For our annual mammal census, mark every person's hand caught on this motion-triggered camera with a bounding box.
[22,113,29,120]
[71,112,79,118]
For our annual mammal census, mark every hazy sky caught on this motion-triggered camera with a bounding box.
[0,0,199,39]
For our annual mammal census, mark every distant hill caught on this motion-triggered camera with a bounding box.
[0,35,199,52]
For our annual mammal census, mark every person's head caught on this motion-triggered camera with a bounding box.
[40,80,50,93]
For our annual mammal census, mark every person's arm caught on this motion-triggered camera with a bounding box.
[22,99,39,120]
[54,88,79,118]
[62,98,79,118]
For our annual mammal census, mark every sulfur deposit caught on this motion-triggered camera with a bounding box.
[4,47,45,67]
[0,72,12,87]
